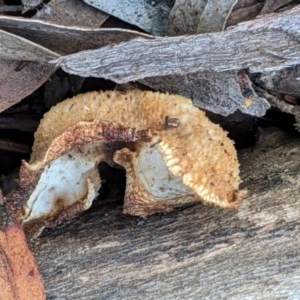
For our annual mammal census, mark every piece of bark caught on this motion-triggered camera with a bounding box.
[0,224,45,300]
[142,70,270,116]
[56,5,300,82]
[154,0,269,116]
[254,86,300,115]
[259,65,300,99]
[24,131,300,299]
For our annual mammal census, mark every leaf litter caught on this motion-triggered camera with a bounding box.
[1,2,300,296]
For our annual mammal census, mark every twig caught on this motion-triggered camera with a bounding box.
[254,86,300,115]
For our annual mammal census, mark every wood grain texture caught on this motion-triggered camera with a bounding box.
[27,131,300,299]
[56,5,300,83]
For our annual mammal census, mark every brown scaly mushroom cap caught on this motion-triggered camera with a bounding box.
[6,90,245,235]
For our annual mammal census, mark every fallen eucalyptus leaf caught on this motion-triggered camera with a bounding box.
[0,16,152,56]
[0,15,150,112]
[83,0,173,36]
[0,59,56,113]
[232,0,262,9]
[226,1,264,27]
[168,0,238,34]
[259,0,293,15]
[34,0,109,27]
[167,0,207,35]
[0,28,59,61]
[197,0,237,33]
[6,90,244,236]
[0,224,45,299]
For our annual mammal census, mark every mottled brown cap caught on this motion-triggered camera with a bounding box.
[6,90,245,234]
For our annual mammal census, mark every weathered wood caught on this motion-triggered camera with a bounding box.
[56,6,300,83]
[28,131,300,299]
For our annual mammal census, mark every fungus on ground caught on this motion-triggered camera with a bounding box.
[6,90,245,236]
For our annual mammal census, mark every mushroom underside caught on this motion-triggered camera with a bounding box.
[114,142,199,216]
[5,90,244,236]
[16,139,200,233]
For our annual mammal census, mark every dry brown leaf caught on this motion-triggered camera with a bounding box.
[226,2,264,27]
[232,0,262,9]
[168,0,237,34]
[0,15,150,112]
[260,0,293,14]
[0,16,152,56]
[167,0,207,35]
[0,60,56,113]
[0,224,45,300]
[34,0,109,27]
[83,0,173,36]
[0,28,59,61]
[197,0,238,33]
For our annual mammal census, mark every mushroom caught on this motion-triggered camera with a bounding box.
[6,90,245,235]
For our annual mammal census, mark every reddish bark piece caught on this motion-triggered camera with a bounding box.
[0,224,45,300]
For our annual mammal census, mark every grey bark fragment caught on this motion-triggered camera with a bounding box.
[55,7,300,79]
[142,71,270,116]
[164,0,268,116]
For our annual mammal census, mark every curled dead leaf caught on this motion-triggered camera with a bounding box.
[6,90,245,235]
[0,224,45,300]
[0,16,152,56]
